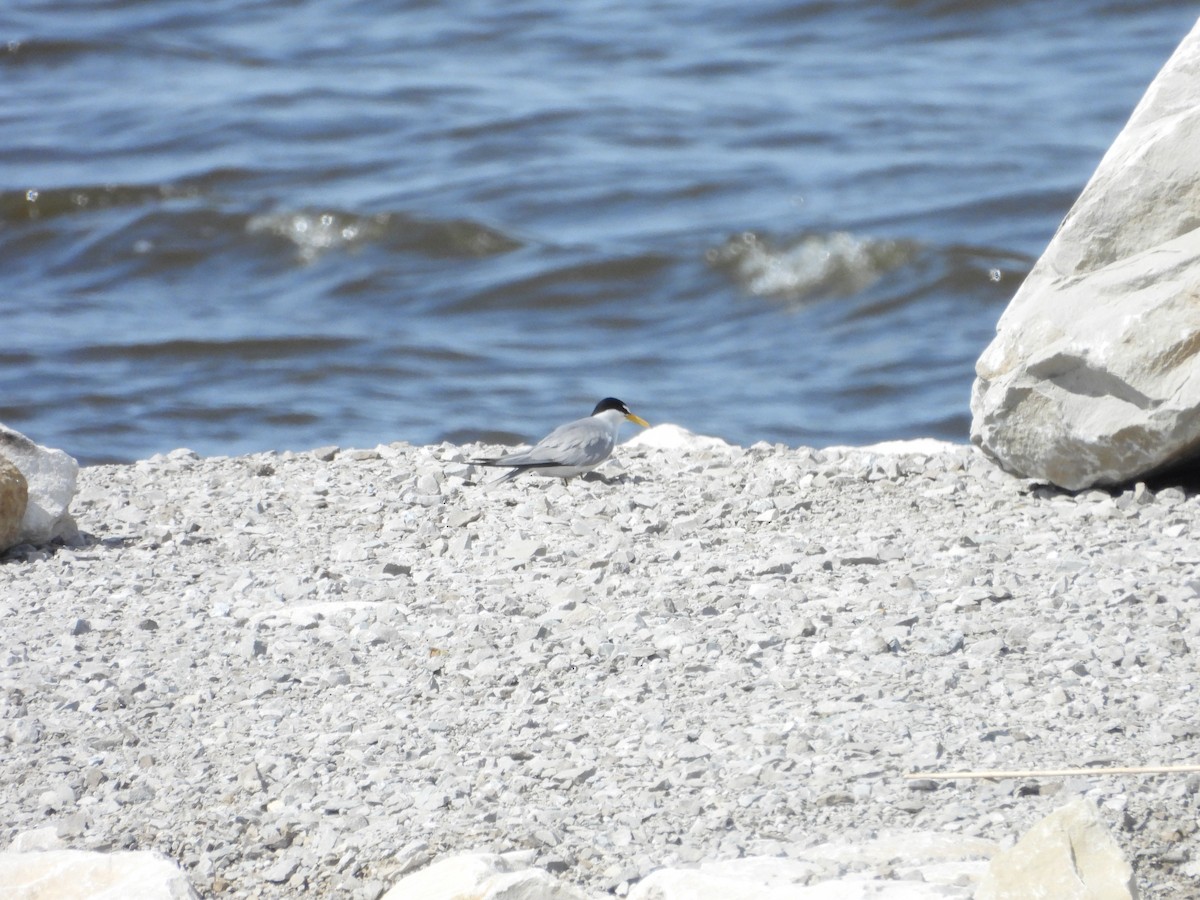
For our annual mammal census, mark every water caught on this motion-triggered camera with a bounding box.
[2,0,1195,465]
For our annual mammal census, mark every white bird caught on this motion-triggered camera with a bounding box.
[473,398,649,484]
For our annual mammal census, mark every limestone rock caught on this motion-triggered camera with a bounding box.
[624,423,730,451]
[381,852,590,900]
[975,798,1138,900]
[9,828,65,853]
[629,858,817,900]
[0,848,200,900]
[0,424,78,544]
[629,833,995,900]
[630,857,961,899]
[970,17,1200,490]
[0,454,28,551]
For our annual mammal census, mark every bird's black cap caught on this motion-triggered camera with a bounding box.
[591,397,630,416]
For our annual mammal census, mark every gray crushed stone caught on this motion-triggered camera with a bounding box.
[2,438,1199,898]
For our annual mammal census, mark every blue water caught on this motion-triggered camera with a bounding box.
[2,1,1196,464]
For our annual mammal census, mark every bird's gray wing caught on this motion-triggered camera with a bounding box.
[532,421,615,467]
[474,446,536,467]
[476,419,613,468]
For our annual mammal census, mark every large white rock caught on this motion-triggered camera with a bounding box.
[628,832,995,900]
[624,423,732,451]
[629,858,965,899]
[381,851,590,900]
[975,798,1138,900]
[9,827,65,853]
[0,454,28,552]
[0,424,78,544]
[0,847,199,900]
[970,16,1200,490]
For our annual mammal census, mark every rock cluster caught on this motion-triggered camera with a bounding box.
[1,431,1198,898]
[971,15,1200,490]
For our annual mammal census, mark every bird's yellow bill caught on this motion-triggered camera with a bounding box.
[626,413,650,428]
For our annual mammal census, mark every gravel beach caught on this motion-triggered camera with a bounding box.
[3,431,1199,897]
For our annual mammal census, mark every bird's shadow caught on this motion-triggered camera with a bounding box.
[0,530,130,564]
[581,471,646,486]
[467,471,648,490]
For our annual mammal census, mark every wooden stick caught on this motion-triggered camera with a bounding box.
[905,764,1200,780]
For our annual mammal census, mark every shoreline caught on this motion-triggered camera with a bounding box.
[2,431,1197,897]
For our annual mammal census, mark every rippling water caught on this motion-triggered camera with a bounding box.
[3,1,1195,464]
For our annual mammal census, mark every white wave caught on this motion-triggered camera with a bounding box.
[707,230,920,301]
[246,210,382,261]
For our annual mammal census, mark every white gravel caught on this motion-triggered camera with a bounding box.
[2,433,1199,898]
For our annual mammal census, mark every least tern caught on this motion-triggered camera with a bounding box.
[473,397,649,484]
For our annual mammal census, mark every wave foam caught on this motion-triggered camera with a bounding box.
[246,209,521,262]
[707,230,920,301]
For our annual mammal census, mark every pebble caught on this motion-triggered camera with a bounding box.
[0,438,1197,898]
